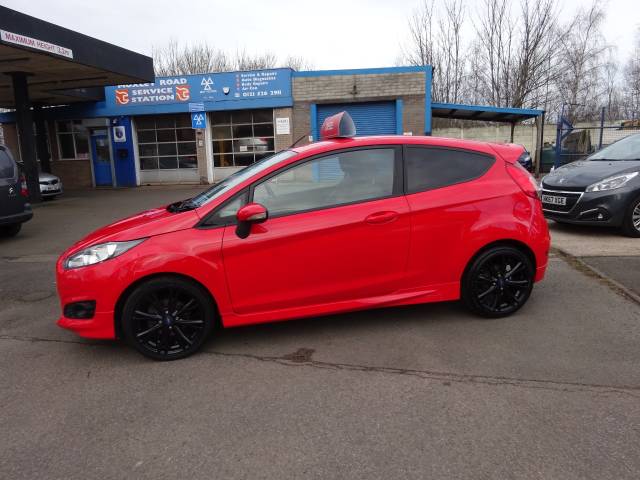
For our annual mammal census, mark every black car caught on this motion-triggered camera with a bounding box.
[541,133,640,237]
[0,145,32,237]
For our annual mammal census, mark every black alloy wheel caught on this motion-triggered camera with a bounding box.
[122,277,215,360]
[461,246,534,318]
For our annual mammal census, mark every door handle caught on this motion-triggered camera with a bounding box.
[365,211,399,224]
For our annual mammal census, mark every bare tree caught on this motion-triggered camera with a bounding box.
[153,41,307,76]
[622,28,640,120]
[399,0,466,103]
[435,0,465,103]
[510,0,560,109]
[153,39,231,75]
[233,50,278,71]
[471,0,516,107]
[281,55,314,71]
[555,2,612,122]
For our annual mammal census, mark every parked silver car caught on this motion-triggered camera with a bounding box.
[39,172,63,199]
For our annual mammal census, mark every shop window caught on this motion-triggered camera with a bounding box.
[212,109,275,167]
[136,114,197,170]
[56,120,90,160]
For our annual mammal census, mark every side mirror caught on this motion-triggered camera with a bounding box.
[235,203,268,238]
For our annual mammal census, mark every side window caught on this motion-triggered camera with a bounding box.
[405,147,495,193]
[0,149,16,179]
[253,148,396,217]
[202,191,248,227]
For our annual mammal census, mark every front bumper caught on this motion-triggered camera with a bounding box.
[55,254,130,340]
[541,187,631,227]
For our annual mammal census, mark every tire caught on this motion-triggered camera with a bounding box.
[0,223,22,237]
[121,276,216,361]
[621,195,640,238]
[461,246,535,318]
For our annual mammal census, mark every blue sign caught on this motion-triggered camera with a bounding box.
[191,112,207,129]
[189,102,205,112]
[105,69,292,111]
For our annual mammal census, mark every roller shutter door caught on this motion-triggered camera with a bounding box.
[316,101,396,137]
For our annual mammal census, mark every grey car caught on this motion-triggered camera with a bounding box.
[0,145,33,237]
[39,171,63,199]
[541,133,640,237]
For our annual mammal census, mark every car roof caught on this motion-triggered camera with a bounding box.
[290,135,513,157]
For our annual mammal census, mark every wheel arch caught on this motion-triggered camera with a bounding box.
[461,239,537,285]
[113,272,221,339]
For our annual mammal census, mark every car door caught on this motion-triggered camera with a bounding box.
[221,146,411,315]
[402,145,497,289]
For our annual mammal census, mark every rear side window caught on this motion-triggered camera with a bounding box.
[405,147,495,193]
[0,149,16,179]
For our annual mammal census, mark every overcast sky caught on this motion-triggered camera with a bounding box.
[2,0,638,70]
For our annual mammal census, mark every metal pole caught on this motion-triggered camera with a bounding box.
[33,104,51,174]
[598,106,605,150]
[11,72,41,203]
[534,112,545,177]
[509,122,515,143]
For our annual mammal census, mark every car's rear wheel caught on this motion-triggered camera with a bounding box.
[0,223,22,237]
[621,195,640,238]
[122,276,215,361]
[461,246,534,318]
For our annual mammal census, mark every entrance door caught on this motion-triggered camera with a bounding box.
[91,135,113,186]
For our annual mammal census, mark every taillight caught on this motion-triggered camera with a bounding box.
[506,162,540,199]
[19,174,29,197]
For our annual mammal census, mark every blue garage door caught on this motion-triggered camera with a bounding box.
[316,101,397,138]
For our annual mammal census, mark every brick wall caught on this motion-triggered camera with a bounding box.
[293,72,425,102]
[273,107,293,151]
[292,72,427,143]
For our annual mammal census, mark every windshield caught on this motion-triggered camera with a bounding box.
[588,133,640,161]
[188,150,297,207]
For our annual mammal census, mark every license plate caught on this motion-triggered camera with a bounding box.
[542,194,567,206]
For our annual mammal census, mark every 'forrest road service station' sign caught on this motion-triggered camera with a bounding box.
[105,69,292,111]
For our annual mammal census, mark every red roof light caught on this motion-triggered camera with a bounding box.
[320,111,356,140]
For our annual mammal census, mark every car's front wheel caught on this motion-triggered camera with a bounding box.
[621,195,640,238]
[461,246,534,318]
[122,276,216,360]
[0,223,22,237]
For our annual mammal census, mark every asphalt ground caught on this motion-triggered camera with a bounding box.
[1,187,639,479]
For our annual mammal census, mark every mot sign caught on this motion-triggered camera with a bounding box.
[191,112,207,129]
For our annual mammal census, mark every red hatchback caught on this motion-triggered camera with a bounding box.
[56,114,549,360]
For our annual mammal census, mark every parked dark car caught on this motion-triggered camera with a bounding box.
[0,145,32,237]
[541,133,640,237]
[517,149,533,172]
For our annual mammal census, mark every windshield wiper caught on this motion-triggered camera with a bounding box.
[167,198,197,213]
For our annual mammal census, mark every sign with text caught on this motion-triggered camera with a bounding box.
[0,30,73,59]
[106,69,291,108]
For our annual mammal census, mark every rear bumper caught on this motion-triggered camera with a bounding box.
[0,209,33,226]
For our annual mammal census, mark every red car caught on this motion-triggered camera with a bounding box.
[56,113,549,360]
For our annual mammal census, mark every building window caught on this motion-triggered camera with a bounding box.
[211,109,274,167]
[135,114,197,170]
[56,120,89,160]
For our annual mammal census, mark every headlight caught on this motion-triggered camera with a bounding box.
[64,239,146,269]
[586,172,638,192]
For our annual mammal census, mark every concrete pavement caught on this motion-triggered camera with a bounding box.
[1,187,639,479]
